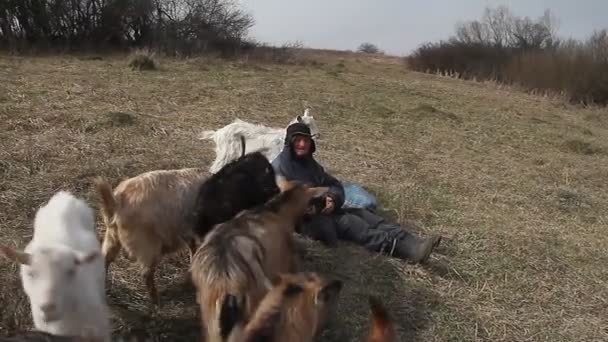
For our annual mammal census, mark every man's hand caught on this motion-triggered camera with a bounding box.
[321,195,335,214]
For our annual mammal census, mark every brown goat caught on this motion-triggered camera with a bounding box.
[223,275,396,342]
[225,272,343,342]
[190,182,328,342]
[93,168,207,306]
[366,296,397,342]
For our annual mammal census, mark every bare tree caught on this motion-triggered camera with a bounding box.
[455,19,492,45]
[587,29,608,63]
[0,0,255,55]
[452,6,559,50]
[483,5,513,47]
[358,42,380,54]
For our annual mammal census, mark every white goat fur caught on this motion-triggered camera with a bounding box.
[199,108,320,174]
[0,191,110,342]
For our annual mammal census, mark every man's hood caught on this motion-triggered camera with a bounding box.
[284,122,316,155]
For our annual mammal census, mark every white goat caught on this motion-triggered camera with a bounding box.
[199,108,320,174]
[0,191,110,342]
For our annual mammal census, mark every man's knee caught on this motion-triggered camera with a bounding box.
[301,215,338,247]
[335,213,375,243]
[345,208,385,227]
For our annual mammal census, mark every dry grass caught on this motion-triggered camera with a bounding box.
[128,50,157,71]
[0,51,607,341]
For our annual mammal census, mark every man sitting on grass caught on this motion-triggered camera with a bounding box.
[272,122,442,263]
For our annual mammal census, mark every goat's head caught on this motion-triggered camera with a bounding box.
[291,108,320,139]
[223,272,343,342]
[242,152,281,201]
[273,178,328,217]
[305,195,326,216]
[276,272,342,333]
[0,245,99,323]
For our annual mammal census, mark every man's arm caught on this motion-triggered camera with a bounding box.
[271,157,286,178]
[319,166,345,210]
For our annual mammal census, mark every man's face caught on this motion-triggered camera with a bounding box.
[292,135,312,157]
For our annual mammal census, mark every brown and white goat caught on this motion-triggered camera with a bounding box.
[190,181,328,342]
[93,168,207,305]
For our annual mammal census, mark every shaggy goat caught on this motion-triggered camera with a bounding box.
[222,272,343,342]
[0,192,110,342]
[192,151,281,238]
[93,167,208,306]
[190,181,328,342]
[199,108,320,174]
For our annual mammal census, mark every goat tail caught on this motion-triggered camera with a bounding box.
[367,296,396,342]
[93,177,117,221]
[240,135,246,158]
[198,129,216,140]
[208,132,247,174]
[93,177,122,263]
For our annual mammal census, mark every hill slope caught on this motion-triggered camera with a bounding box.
[0,52,606,341]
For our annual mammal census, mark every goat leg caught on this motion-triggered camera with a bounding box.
[187,237,198,263]
[143,262,160,307]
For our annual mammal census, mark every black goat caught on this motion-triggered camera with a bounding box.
[193,152,281,237]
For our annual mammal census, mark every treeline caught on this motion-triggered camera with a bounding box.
[0,0,256,56]
[408,6,608,105]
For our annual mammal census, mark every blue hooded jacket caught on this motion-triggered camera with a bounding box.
[271,123,345,209]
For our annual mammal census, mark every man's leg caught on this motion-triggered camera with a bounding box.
[346,208,421,232]
[333,212,397,252]
[299,214,339,247]
[375,220,441,263]
[342,208,385,228]
[335,210,441,263]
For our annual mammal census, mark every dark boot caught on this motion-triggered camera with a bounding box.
[392,234,441,264]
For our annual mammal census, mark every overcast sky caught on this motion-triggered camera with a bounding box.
[238,0,608,56]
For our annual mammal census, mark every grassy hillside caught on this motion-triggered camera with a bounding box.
[0,51,607,341]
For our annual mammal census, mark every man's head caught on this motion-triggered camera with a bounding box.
[285,123,316,158]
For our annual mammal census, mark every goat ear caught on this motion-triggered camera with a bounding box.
[0,245,31,265]
[303,108,311,117]
[74,251,99,265]
[307,186,329,198]
[296,115,303,123]
[275,176,295,192]
[269,273,284,287]
[315,279,343,306]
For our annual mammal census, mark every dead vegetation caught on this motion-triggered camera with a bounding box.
[0,51,607,342]
[408,6,608,106]
[563,139,603,155]
[129,53,157,71]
